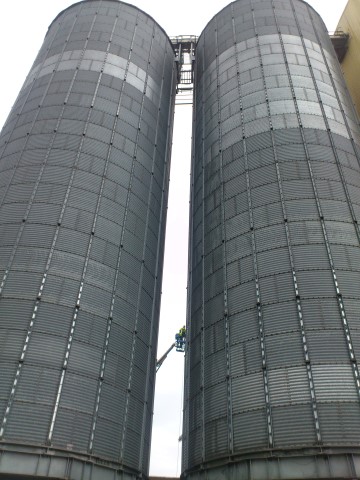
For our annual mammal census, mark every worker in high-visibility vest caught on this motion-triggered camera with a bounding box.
[175,326,186,350]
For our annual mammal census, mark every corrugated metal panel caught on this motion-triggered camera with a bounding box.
[204,381,227,422]
[321,200,353,221]
[312,365,358,402]
[204,349,226,387]
[49,250,84,280]
[318,402,360,444]
[227,255,254,287]
[257,247,291,277]
[288,220,324,245]
[52,408,93,451]
[204,416,228,459]
[253,201,284,228]
[80,283,112,317]
[33,302,74,336]
[27,203,62,225]
[205,320,226,356]
[336,270,360,298]
[259,272,295,304]
[256,224,288,252]
[233,409,268,451]
[229,309,259,344]
[92,417,122,460]
[59,373,98,413]
[296,269,335,297]
[269,366,311,405]
[18,365,61,404]
[228,282,256,313]
[2,271,42,299]
[188,427,202,466]
[25,333,67,368]
[307,331,349,363]
[0,363,18,417]
[189,393,202,430]
[12,247,48,273]
[5,402,53,443]
[292,244,330,270]
[301,298,342,330]
[272,404,316,446]
[231,338,262,376]
[262,301,299,335]
[123,427,142,469]
[265,332,304,369]
[232,373,265,413]
[66,341,103,377]
[326,222,359,246]
[20,224,57,248]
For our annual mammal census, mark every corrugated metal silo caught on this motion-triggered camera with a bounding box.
[183,0,360,478]
[0,1,176,478]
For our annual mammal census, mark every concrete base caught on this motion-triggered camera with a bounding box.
[182,450,360,479]
[0,443,142,480]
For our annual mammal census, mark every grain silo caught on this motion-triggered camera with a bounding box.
[183,0,360,478]
[0,1,176,478]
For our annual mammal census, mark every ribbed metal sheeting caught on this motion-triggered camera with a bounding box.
[0,1,176,478]
[183,0,360,478]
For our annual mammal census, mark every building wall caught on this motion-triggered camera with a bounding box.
[337,0,360,118]
[183,0,360,478]
[0,1,176,478]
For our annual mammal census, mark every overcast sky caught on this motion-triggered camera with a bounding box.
[0,0,348,477]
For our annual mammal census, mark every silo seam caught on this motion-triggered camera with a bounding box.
[119,17,155,465]
[215,15,234,455]
[248,0,275,448]
[86,0,123,453]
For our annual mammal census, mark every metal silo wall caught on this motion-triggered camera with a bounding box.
[183,0,360,478]
[0,1,176,478]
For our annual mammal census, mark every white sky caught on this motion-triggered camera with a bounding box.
[0,0,348,477]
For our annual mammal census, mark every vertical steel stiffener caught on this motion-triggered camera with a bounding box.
[183,0,360,478]
[0,1,176,478]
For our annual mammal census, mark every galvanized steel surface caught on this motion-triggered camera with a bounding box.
[0,0,176,478]
[183,0,360,476]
